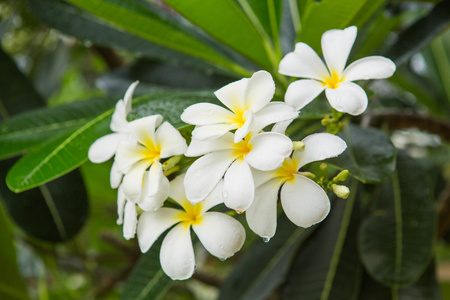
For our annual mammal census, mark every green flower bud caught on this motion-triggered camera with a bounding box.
[331,184,350,199]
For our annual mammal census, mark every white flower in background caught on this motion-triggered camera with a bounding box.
[114,115,187,214]
[184,131,293,212]
[137,175,245,280]
[246,133,347,240]
[279,26,396,116]
[88,81,139,188]
[181,70,298,143]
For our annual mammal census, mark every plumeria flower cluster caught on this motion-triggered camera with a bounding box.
[88,26,395,281]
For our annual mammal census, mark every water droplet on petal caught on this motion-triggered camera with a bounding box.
[263,237,271,243]
[219,257,226,262]
[223,192,228,198]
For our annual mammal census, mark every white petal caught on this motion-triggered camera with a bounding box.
[295,133,347,168]
[115,141,147,172]
[214,77,248,112]
[246,132,293,171]
[234,110,253,142]
[193,212,245,260]
[123,201,137,240]
[252,168,278,188]
[184,151,235,204]
[322,26,357,75]
[110,100,128,132]
[116,185,126,225]
[181,103,235,126]
[343,56,396,82]
[110,161,123,189]
[137,207,181,253]
[123,81,139,115]
[138,162,169,211]
[246,179,282,239]
[285,79,325,110]
[253,102,299,133]
[281,175,330,228]
[128,115,163,147]
[160,223,195,280]
[121,160,150,202]
[223,160,254,211]
[88,133,121,163]
[272,119,294,135]
[279,43,329,80]
[243,70,275,112]
[169,174,188,204]
[325,82,368,115]
[155,122,187,158]
[201,180,225,213]
[185,133,235,157]
[191,123,238,141]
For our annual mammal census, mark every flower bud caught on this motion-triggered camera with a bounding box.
[332,170,349,183]
[293,141,305,152]
[331,184,350,199]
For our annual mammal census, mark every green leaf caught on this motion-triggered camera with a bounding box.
[219,214,312,300]
[0,46,44,120]
[120,238,172,300]
[281,187,362,299]
[0,96,117,160]
[385,0,450,66]
[328,124,397,184]
[1,158,88,242]
[358,151,436,286]
[64,0,247,75]
[243,0,283,42]
[297,0,386,52]
[163,0,273,70]
[0,203,29,299]
[6,91,216,192]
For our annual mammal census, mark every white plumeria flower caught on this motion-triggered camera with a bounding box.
[184,131,293,212]
[137,175,245,280]
[246,133,347,240]
[181,70,298,143]
[279,26,396,116]
[114,114,187,213]
[88,81,139,188]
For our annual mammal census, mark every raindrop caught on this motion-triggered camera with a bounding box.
[223,192,228,198]
[235,210,243,214]
[263,237,271,243]
[219,257,226,261]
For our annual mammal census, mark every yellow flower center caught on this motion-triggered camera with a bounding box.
[177,200,203,228]
[275,158,299,183]
[323,71,344,89]
[142,140,161,162]
[229,108,246,128]
[232,134,252,160]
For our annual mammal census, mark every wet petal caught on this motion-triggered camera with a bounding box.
[181,103,235,126]
[281,175,330,228]
[322,26,357,75]
[137,207,181,253]
[343,56,396,82]
[325,81,368,115]
[123,201,137,240]
[123,81,139,115]
[88,133,121,163]
[252,102,298,133]
[246,178,282,239]
[160,223,195,280]
[110,161,123,189]
[184,151,235,204]
[121,160,150,202]
[128,115,163,147]
[223,160,254,211]
[115,140,148,172]
[214,77,248,112]
[294,133,347,168]
[201,180,225,213]
[169,173,188,204]
[110,100,128,132]
[271,119,294,135]
[243,70,275,112]
[279,43,329,80]
[185,133,234,157]
[285,79,325,110]
[116,185,126,225]
[192,123,238,141]
[138,162,169,211]
[246,132,293,171]
[234,110,253,142]
[193,212,245,260]
[155,122,187,158]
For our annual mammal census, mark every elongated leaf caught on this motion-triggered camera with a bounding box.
[0,96,117,160]
[385,0,450,66]
[358,151,436,286]
[121,238,171,300]
[0,203,29,300]
[219,214,312,300]
[6,91,216,192]
[243,0,283,42]
[163,0,272,69]
[281,187,362,299]
[328,124,397,184]
[64,0,246,75]
[297,0,386,52]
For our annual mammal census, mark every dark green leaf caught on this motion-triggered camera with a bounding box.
[328,124,397,184]
[281,185,362,299]
[358,151,436,286]
[1,159,88,242]
[0,203,29,299]
[0,96,117,160]
[243,0,283,42]
[385,0,450,66]
[219,214,310,300]
[121,238,172,300]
